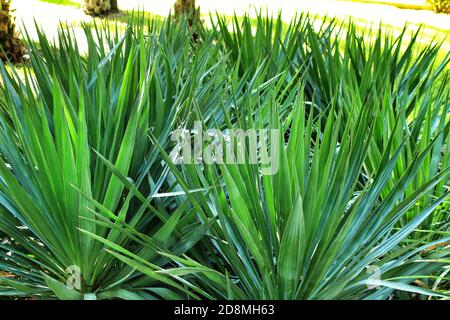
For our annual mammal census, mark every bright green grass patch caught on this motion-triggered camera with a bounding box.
[61,10,163,32]
[340,0,433,10]
[39,0,80,7]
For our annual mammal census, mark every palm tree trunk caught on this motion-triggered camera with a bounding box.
[110,0,118,12]
[174,0,200,26]
[0,0,25,63]
[174,0,198,16]
[83,0,111,16]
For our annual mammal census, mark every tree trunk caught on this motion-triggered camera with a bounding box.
[0,0,25,63]
[110,0,118,12]
[174,0,200,26]
[174,0,198,16]
[83,0,111,16]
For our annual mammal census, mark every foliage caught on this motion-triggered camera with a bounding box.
[0,12,449,300]
[0,18,218,299]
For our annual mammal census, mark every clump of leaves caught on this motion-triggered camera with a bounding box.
[0,17,223,299]
[0,12,449,300]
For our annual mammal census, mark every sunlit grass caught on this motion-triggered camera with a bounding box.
[340,0,433,11]
[39,0,80,7]
[59,10,164,34]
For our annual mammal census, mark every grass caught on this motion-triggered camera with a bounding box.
[60,10,164,32]
[0,12,449,300]
[341,0,433,11]
[39,0,80,7]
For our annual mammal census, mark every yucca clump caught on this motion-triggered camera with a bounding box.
[0,13,449,300]
[0,0,25,62]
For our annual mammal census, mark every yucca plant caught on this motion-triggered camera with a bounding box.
[80,14,449,300]
[0,16,233,299]
[0,11,448,300]
[90,85,449,299]
[213,13,450,235]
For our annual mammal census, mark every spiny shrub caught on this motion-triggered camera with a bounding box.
[0,13,449,299]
